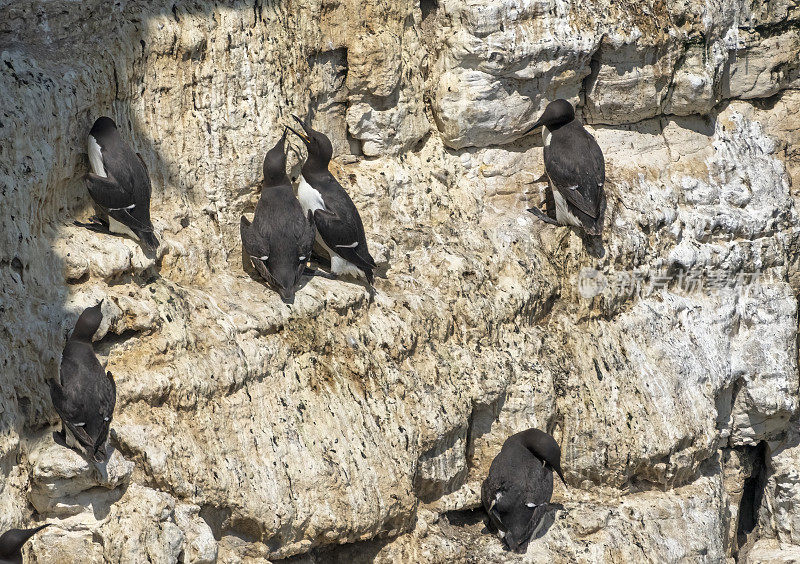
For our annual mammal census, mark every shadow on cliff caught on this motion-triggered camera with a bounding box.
[0,0,251,524]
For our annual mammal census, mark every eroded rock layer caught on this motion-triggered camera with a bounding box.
[0,0,799,562]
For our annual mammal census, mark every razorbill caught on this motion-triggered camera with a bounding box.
[286,115,377,285]
[49,301,116,463]
[481,428,566,552]
[241,129,316,303]
[526,99,606,236]
[76,116,159,250]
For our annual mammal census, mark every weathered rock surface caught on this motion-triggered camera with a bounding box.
[1,0,799,562]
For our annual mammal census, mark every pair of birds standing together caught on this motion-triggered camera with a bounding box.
[240,116,377,303]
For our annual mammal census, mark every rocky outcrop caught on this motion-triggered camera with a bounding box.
[0,0,799,562]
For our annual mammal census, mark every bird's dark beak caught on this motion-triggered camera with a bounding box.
[524,118,544,136]
[277,285,296,304]
[556,467,567,488]
[287,115,311,144]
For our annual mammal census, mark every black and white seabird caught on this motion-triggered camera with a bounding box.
[286,115,377,285]
[49,301,116,463]
[0,524,50,564]
[76,116,159,250]
[481,428,566,552]
[526,99,606,236]
[241,129,316,303]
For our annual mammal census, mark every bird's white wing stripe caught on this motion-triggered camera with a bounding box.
[252,255,269,261]
[526,502,538,508]
[336,242,359,248]
[567,185,579,191]
[299,256,307,261]
[75,422,85,427]
[109,204,136,211]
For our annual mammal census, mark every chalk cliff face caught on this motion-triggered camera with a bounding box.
[1,0,799,562]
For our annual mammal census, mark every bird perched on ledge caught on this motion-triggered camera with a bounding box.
[49,301,116,463]
[287,115,377,285]
[0,524,50,564]
[76,116,159,250]
[526,99,606,236]
[241,129,316,303]
[481,428,566,552]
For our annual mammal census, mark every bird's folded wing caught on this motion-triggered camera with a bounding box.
[544,140,605,219]
[314,209,376,269]
[240,217,270,261]
[49,379,98,450]
[84,173,133,210]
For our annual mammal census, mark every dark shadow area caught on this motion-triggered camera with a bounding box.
[279,533,394,563]
[0,0,274,530]
[443,507,485,528]
[736,441,769,549]
[420,0,438,21]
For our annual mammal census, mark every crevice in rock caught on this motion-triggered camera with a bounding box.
[715,376,743,437]
[66,271,90,285]
[346,128,363,157]
[278,532,393,563]
[443,507,485,529]
[735,441,769,559]
[580,45,603,116]
[94,329,143,358]
[198,505,232,541]
[420,0,438,21]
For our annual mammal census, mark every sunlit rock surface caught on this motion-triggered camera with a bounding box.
[0,0,798,562]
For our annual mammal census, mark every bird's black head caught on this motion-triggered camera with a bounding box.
[263,129,289,186]
[0,524,50,559]
[287,115,333,171]
[486,482,547,552]
[89,116,119,143]
[268,255,303,304]
[70,301,103,342]
[527,99,575,133]
[516,428,566,487]
[503,502,548,552]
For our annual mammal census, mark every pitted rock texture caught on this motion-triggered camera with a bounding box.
[1,0,799,562]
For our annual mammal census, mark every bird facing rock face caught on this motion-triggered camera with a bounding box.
[481,428,566,551]
[77,116,159,250]
[526,99,606,236]
[49,302,116,463]
[0,524,50,564]
[287,115,377,285]
[241,129,316,303]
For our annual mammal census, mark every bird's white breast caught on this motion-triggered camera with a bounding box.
[88,135,106,177]
[553,188,582,227]
[109,216,140,240]
[297,175,325,214]
[542,127,552,149]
